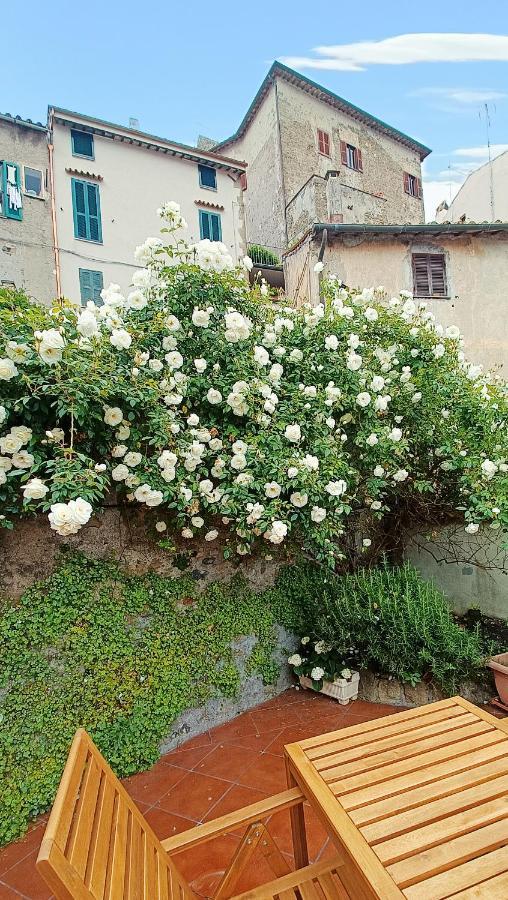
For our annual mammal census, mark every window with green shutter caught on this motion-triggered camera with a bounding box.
[79,268,104,305]
[199,209,222,241]
[1,161,23,220]
[71,129,94,159]
[71,179,102,243]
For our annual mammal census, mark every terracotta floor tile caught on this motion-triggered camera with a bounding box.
[264,723,334,756]
[0,883,26,899]
[123,761,187,805]
[346,700,403,718]
[176,832,240,889]
[163,743,215,771]
[202,783,269,823]
[164,731,214,753]
[208,713,259,744]
[1,852,52,900]
[249,705,303,732]
[0,821,47,878]
[237,752,288,794]
[156,771,230,821]
[266,803,328,862]
[221,728,283,753]
[193,743,261,783]
[143,806,197,840]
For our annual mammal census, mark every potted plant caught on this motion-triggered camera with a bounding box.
[288,637,360,704]
[488,652,508,705]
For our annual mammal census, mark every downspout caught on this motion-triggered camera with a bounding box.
[47,108,62,298]
[273,77,289,249]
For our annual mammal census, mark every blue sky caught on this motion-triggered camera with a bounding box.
[6,0,508,219]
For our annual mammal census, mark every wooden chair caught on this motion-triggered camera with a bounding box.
[37,729,349,900]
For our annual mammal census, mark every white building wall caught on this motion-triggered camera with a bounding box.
[436,151,508,223]
[52,118,246,303]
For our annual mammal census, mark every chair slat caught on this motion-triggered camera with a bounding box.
[69,755,102,878]
[88,776,116,897]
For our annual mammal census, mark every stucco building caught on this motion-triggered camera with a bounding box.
[284,222,508,372]
[48,108,247,304]
[0,113,55,303]
[435,151,508,223]
[215,63,430,255]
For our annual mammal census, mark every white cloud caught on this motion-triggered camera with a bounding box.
[411,87,507,104]
[453,143,508,157]
[281,33,508,72]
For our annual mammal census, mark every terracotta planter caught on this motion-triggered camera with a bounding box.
[488,653,508,704]
[299,672,360,705]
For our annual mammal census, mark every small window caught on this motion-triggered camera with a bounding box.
[412,253,447,298]
[79,268,104,305]
[199,209,222,241]
[317,129,330,156]
[404,172,422,198]
[198,164,217,190]
[23,166,43,198]
[71,129,94,159]
[71,178,102,243]
[340,141,363,172]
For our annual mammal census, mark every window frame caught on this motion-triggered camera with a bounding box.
[412,252,448,299]
[23,165,44,199]
[404,172,422,198]
[71,129,95,160]
[317,129,331,157]
[71,178,103,244]
[198,208,222,242]
[0,161,23,220]
[79,268,104,305]
[198,164,217,191]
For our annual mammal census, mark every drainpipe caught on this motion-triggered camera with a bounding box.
[47,108,62,298]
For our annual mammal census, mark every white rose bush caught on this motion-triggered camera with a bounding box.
[0,202,507,563]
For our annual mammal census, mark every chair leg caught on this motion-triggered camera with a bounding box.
[213,821,290,900]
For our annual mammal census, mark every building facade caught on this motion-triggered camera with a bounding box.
[435,151,508,223]
[0,113,55,303]
[284,223,508,372]
[49,108,247,304]
[215,63,430,255]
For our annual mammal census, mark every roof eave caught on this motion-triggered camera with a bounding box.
[311,222,508,238]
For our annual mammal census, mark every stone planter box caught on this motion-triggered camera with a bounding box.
[299,672,360,705]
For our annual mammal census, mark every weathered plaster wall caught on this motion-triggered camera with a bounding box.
[0,507,284,600]
[437,151,508,224]
[220,86,287,256]
[0,120,56,303]
[277,78,425,228]
[285,232,508,372]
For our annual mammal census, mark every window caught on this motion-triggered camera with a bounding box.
[71,129,94,159]
[404,172,422,198]
[198,164,217,190]
[79,268,104,305]
[412,253,448,298]
[317,129,330,156]
[71,178,102,242]
[23,166,43,198]
[340,141,363,172]
[0,161,23,220]
[199,209,222,241]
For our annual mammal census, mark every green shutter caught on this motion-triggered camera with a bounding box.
[79,268,103,304]
[3,162,23,220]
[199,210,222,241]
[199,209,210,240]
[72,179,102,242]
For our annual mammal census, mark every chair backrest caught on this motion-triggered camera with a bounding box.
[37,728,195,900]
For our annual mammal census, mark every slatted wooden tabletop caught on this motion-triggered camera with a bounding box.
[284,696,508,900]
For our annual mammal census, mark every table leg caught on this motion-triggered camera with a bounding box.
[285,756,309,869]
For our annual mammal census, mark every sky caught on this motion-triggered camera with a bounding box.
[5,0,508,221]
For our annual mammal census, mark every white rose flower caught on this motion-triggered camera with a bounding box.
[290,491,308,508]
[112,445,127,458]
[465,523,480,534]
[199,479,214,495]
[127,290,148,311]
[112,464,129,481]
[370,375,385,392]
[325,480,347,497]
[481,459,498,479]
[10,426,32,444]
[242,255,253,272]
[364,307,378,322]
[393,469,409,482]
[104,406,123,426]
[39,345,62,365]
[192,308,211,328]
[325,335,339,351]
[110,329,132,350]
[0,406,6,425]
[366,433,378,447]
[191,516,204,528]
[11,450,34,469]
[374,395,391,412]
[0,456,12,471]
[23,478,48,500]
[356,392,371,408]
[254,345,270,366]
[182,528,194,539]
[313,261,324,273]
[290,349,304,362]
[155,521,167,532]
[76,309,99,338]
[311,506,326,523]
[302,454,319,471]
[265,481,281,498]
[165,315,181,333]
[362,538,372,548]
[269,363,283,383]
[433,343,445,359]
[124,451,142,467]
[446,325,460,339]
[0,433,23,454]
[374,465,385,477]
[266,520,288,544]
[346,352,362,371]
[287,466,299,479]
[388,428,403,442]
[205,529,219,541]
[207,388,222,405]
[40,329,65,350]
[194,358,207,373]
[166,351,183,369]
[149,358,164,372]
[285,423,301,443]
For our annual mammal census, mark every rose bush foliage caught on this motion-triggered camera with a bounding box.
[0,204,507,563]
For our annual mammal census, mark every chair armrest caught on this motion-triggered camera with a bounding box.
[161,786,304,854]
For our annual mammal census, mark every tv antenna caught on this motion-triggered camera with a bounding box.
[479,102,496,221]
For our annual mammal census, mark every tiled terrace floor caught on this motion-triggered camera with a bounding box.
[0,689,401,899]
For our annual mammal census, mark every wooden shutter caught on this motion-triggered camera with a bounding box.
[340,141,348,166]
[429,254,447,296]
[403,172,410,194]
[72,179,102,242]
[412,253,447,297]
[80,269,104,304]
[210,213,222,241]
[317,129,330,155]
[3,162,23,220]
[416,177,423,199]
[72,179,88,238]
[86,183,102,242]
[412,254,431,296]
[199,209,210,240]
[356,148,363,172]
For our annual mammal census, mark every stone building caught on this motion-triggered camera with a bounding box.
[215,62,430,255]
[435,150,508,223]
[48,107,247,304]
[0,113,56,303]
[284,222,508,372]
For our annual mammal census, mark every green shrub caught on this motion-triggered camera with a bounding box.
[277,561,489,692]
[247,244,281,266]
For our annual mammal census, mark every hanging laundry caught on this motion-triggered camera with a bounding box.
[6,165,16,184]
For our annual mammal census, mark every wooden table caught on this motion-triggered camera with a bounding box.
[284,696,508,900]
